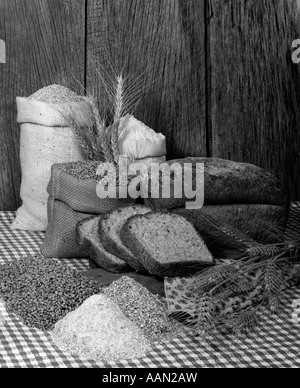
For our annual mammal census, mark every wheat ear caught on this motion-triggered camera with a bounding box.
[264,259,282,313]
[198,211,258,249]
[64,107,94,161]
[114,75,125,122]
[232,309,260,335]
[195,294,214,339]
[87,97,113,162]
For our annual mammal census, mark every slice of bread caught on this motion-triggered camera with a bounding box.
[120,212,215,277]
[99,205,153,273]
[77,216,131,273]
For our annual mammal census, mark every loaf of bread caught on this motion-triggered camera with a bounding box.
[99,205,153,273]
[144,157,288,209]
[77,216,131,273]
[120,212,214,277]
[173,204,288,244]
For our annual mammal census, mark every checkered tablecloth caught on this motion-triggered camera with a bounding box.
[0,206,300,368]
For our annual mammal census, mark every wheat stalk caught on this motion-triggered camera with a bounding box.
[86,97,114,162]
[114,75,125,122]
[187,264,240,294]
[197,211,258,250]
[109,121,121,165]
[264,259,283,313]
[232,309,260,336]
[68,115,94,161]
[195,294,214,339]
[173,216,298,340]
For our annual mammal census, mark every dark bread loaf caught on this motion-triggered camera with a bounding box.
[99,205,153,273]
[144,157,288,210]
[77,216,131,273]
[120,212,214,277]
[173,204,288,244]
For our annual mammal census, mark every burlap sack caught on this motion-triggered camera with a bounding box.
[11,92,93,232]
[41,161,136,258]
[48,163,134,214]
[41,197,92,258]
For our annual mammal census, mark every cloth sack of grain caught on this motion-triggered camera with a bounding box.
[144,157,290,243]
[117,114,167,169]
[11,85,93,232]
[41,197,93,258]
[41,161,135,258]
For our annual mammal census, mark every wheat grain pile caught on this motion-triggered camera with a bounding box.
[29,84,83,103]
[59,161,101,180]
[103,276,183,343]
[52,294,151,362]
[0,256,102,330]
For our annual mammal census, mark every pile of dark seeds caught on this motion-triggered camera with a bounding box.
[0,256,103,331]
[103,276,183,343]
[59,161,101,181]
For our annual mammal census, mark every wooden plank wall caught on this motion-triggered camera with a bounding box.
[209,0,300,201]
[86,0,207,159]
[0,0,86,210]
[0,0,300,211]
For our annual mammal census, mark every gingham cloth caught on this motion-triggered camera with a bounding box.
[0,206,300,368]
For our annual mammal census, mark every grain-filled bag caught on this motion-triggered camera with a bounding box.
[41,197,93,258]
[41,161,135,258]
[48,162,134,214]
[11,85,93,232]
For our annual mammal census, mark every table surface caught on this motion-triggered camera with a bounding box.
[0,205,300,368]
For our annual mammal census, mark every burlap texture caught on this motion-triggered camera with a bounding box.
[42,162,136,258]
[41,197,92,258]
[48,164,134,214]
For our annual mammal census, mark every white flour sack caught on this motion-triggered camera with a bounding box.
[117,115,167,168]
[11,85,93,231]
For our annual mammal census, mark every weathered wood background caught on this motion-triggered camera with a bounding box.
[0,0,299,210]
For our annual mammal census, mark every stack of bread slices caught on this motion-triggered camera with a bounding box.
[77,205,214,278]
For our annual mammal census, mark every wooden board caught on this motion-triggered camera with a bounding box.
[86,0,207,160]
[209,0,300,201]
[0,0,86,210]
